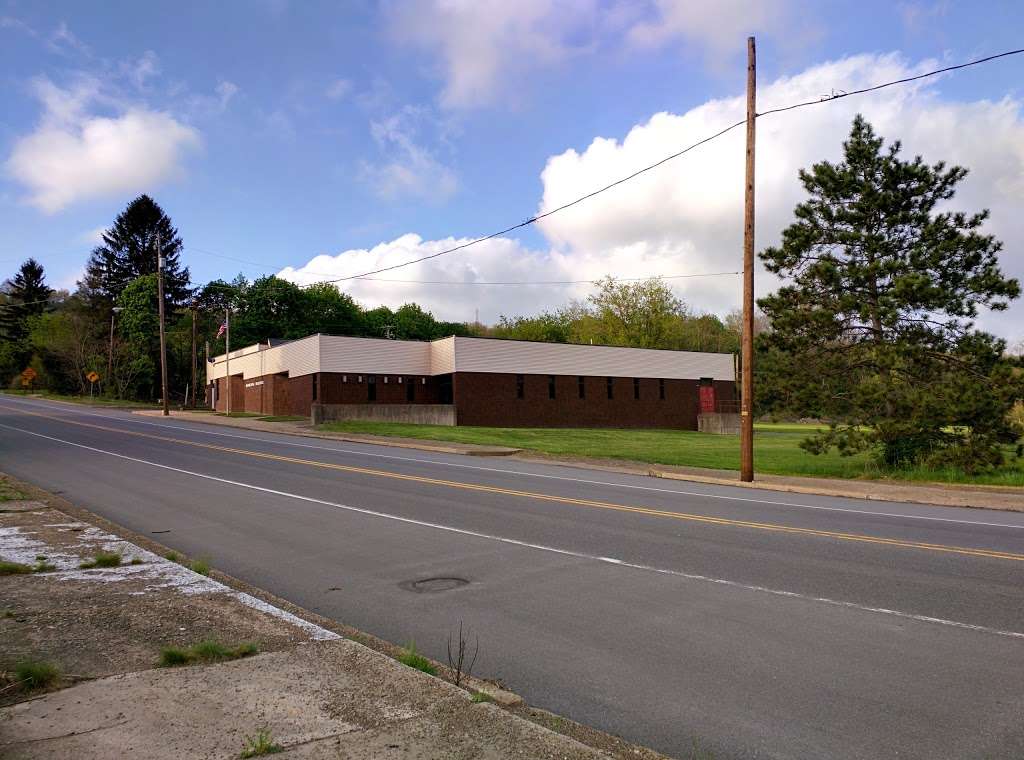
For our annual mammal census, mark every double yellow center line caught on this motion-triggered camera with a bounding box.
[8,403,1024,563]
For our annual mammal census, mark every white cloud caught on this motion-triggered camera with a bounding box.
[359,107,458,201]
[5,76,201,213]
[325,78,352,101]
[125,50,161,90]
[282,53,1024,336]
[627,0,803,68]
[47,21,90,56]
[386,0,601,109]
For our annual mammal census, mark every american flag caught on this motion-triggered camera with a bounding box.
[216,321,227,339]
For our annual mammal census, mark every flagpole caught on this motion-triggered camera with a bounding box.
[225,308,231,415]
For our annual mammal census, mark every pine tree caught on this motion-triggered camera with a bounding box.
[81,195,191,306]
[758,116,1022,471]
[0,258,53,343]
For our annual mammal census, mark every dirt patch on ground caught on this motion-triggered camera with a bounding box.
[0,506,338,708]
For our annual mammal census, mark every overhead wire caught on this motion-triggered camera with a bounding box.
[7,46,1021,306]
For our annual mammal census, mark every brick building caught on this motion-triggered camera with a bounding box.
[207,334,736,430]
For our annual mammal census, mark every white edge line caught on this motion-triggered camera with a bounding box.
[2,419,1022,642]
[2,396,1021,531]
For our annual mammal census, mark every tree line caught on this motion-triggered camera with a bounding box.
[1,117,1021,472]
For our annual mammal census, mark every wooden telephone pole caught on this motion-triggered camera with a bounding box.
[156,235,170,417]
[190,304,198,408]
[740,36,756,482]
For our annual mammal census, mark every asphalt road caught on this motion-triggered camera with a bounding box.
[2,394,1023,759]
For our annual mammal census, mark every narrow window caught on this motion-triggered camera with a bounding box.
[578,376,585,399]
[606,377,614,400]
[548,375,556,400]
[516,374,524,399]
[406,379,415,402]
[312,374,318,401]
[633,378,640,400]
[367,374,376,401]
[659,378,666,400]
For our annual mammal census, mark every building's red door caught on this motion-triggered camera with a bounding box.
[699,381,716,413]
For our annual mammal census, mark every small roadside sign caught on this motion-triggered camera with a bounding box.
[20,367,36,388]
[86,371,100,383]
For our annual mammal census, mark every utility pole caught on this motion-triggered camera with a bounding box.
[106,306,122,395]
[740,36,756,482]
[225,308,232,415]
[156,235,170,417]
[204,340,210,408]
[190,303,198,408]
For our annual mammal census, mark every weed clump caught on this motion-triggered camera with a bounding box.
[397,643,437,675]
[0,561,32,575]
[240,727,283,757]
[79,551,122,569]
[13,659,60,690]
[158,639,260,668]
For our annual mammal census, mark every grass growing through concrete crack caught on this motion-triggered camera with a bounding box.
[0,559,55,574]
[470,691,493,703]
[158,639,260,668]
[163,550,211,575]
[12,659,60,690]
[79,550,123,569]
[397,643,437,675]
[240,728,283,757]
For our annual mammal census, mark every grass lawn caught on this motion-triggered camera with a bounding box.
[0,389,159,409]
[256,415,308,422]
[317,420,1024,487]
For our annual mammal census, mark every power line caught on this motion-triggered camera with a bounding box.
[0,295,64,310]
[315,46,1024,284]
[757,48,1024,118]
[176,47,1024,292]
[349,271,740,286]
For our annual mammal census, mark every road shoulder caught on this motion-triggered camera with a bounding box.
[0,474,670,760]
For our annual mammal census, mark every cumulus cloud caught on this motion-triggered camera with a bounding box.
[359,107,458,201]
[627,0,796,66]
[5,76,201,213]
[386,0,601,109]
[281,53,1024,336]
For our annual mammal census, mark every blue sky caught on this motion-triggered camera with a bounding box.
[1,1,1023,341]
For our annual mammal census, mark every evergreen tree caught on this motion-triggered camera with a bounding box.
[81,195,191,306]
[0,259,54,383]
[1,258,53,341]
[758,116,1022,470]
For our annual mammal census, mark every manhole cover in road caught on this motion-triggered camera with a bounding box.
[399,577,470,593]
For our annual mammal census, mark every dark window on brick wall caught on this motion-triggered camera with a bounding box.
[548,375,556,399]
[633,377,640,400]
[578,376,585,399]
[516,374,524,399]
[312,374,318,401]
[406,378,415,402]
[606,377,614,399]
[367,374,376,401]
[659,378,666,400]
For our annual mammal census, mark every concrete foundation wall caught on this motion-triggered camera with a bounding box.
[313,403,456,426]
[697,412,742,434]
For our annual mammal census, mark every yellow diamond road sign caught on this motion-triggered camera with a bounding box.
[86,371,100,383]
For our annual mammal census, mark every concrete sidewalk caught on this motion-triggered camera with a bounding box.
[134,410,1024,512]
[0,482,661,760]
